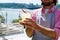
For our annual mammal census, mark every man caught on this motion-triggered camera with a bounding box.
[20,0,60,40]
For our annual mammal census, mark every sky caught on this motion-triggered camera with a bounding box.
[0,0,60,4]
[0,0,41,4]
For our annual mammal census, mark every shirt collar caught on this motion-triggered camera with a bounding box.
[41,6,55,14]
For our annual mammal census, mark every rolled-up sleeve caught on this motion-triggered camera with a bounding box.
[54,22,60,40]
[54,12,60,40]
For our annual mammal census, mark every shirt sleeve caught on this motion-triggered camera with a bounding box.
[54,12,60,40]
[54,21,60,40]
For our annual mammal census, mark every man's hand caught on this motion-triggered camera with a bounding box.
[20,18,36,37]
[20,18,38,30]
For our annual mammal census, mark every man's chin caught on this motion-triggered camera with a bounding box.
[43,4,51,6]
[42,3,53,6]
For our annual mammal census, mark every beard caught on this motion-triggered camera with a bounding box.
[41,2,53,6]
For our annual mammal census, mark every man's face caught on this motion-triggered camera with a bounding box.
[41,0,53,6]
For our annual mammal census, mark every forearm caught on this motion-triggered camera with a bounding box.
[35,25,56,39]
[25,27,34,37]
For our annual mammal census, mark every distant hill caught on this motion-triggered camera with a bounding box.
[0,3,41,10]
[0,3,60,10]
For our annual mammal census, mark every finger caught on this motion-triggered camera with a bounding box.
[24,22,31,26]
[25,18,34,22]
[24,19,32,22]
[24,22,33,28]
[24,19,29,22]
[19,21,25,25]
[26,18,35,22]
[23,18,32,22]
[19,22,30,28]
[25,18,32,21]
